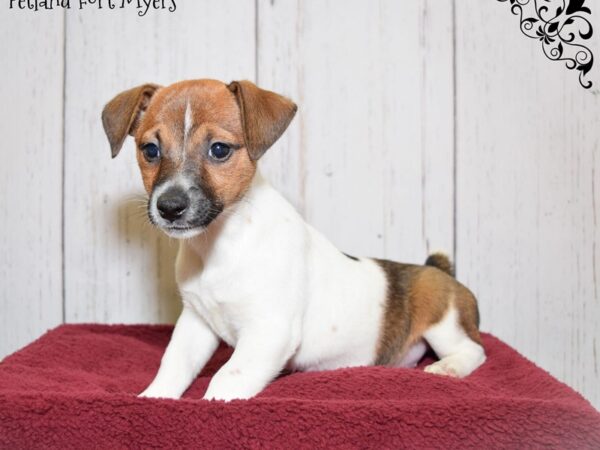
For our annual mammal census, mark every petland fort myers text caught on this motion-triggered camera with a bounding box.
[9,0,176,16]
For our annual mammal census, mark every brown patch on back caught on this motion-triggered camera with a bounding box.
[407,268,455,339]
[373,260,417,365]
[455,284,482,344]
[374,260,481,366]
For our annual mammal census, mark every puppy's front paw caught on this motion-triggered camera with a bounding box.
[138,387,181,400]
[203,387,251,402]
[203,380,257,402]
[203,392,233,402]
[424,360,459,377]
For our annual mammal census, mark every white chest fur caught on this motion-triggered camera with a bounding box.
[174,173,388,370]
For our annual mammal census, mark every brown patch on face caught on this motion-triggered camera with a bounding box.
[101,83,161,158]
[373,260,481,366]
[133,80,251,202]
[103,79,297,225]
[228,80,297,160]
[201,146,257,206]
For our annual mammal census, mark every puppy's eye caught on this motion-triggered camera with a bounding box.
[208,143,232,161]
[141,143,160,162]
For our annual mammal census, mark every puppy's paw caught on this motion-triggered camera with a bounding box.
[203,392,234,402]
[203,378,258,402]
[138,387,181,400]
[138,390,156,399]
[424,360,459,378]
[203,387,252,402]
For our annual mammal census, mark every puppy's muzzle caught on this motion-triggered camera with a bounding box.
[150,182,223,238]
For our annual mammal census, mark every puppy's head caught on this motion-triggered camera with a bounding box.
[102,79,297,238]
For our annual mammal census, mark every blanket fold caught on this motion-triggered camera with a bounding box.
[1,325,599,449]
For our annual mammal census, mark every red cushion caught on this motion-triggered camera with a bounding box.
[1,325,599,449]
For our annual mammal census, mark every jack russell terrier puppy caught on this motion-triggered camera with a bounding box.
[102,79,486,401]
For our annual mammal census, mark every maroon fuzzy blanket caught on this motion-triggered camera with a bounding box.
[1,325,599,449]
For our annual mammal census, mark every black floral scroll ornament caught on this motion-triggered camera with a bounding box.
[498,0,594,89]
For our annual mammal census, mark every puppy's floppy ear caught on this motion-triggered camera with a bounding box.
[228,80,297,161]
[101,83,161,158]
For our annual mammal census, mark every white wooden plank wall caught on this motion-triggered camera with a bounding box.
[0,9,64,362]
[258,0,453,262]
[0,0,598,409]
[456,0,600,409]
[258,0,454,263]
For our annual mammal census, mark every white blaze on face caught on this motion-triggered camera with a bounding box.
[184,100,193,137]
[183,100,193,163]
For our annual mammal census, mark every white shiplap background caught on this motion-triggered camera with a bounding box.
[1,0,599,409]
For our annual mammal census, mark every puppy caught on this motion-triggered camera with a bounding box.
[102,79,486,401]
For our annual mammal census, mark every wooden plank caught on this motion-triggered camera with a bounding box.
[255,0,304,213]
[456,0,600,408]
[0,10,64,358]
[63,1,256,324]
[257,0,454,262]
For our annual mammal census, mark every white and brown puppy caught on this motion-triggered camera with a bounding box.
[102,79,486,401]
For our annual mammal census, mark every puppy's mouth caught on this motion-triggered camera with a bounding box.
[161,224,206,239]
[148,207,222,239]
[156,207,222,239]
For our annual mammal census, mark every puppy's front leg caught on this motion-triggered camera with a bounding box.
[139,306,219,399]
[203,324,296,401]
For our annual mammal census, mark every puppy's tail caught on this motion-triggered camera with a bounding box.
[425,252,455,277]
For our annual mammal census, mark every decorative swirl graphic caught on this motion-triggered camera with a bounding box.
[498,0,594,89]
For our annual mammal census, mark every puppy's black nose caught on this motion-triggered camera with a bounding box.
[157,189,189,222]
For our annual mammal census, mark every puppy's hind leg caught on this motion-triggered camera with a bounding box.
[423,307,486,378]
